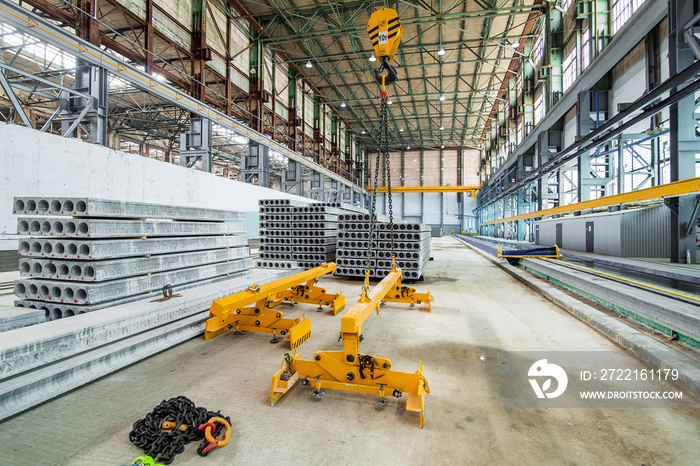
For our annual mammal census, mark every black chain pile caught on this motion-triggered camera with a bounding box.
[129,396,230,464]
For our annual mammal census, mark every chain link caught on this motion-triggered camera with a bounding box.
[383,96,395,261]
[365,95,386,273]
[129,396,230,464]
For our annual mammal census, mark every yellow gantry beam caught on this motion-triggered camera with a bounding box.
[482,177,700,225]
[270,268,432,428]
[365,185,481,195]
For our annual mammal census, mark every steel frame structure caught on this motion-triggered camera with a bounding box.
[476,0,700,263]
[0,0,366,199]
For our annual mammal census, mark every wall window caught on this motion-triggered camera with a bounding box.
[534,93,544,125]
[516,74,523,96]
[581,28,591,70]
[532,34,544,65]
[517,121,523,145]
[612,0,647,35]
[563,48,576,92]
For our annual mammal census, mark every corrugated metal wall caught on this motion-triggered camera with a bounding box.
[535,205,670,258]
[620,205,670,257]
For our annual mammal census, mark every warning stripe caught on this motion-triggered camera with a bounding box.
[369,32,378,40]
[388,23,400,32]
[367,25,378,34]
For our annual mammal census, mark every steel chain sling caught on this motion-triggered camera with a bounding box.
[364,93,386,285]
[383,94,396,264]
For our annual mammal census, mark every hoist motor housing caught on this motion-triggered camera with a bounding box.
[367,7,403,62]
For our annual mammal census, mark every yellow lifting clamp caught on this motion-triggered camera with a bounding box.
[367,7,403,85]
[205,263,345,349]
[270,267,432,428]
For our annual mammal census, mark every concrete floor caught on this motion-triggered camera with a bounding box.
[0,236,699,465]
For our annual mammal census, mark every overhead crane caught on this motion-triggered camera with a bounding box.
[366,185,482,197]
[269,5,433,428]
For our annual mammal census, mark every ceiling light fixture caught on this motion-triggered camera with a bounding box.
[399,127,404,132]
[305,60,312,68]
[361,130,366,134]
[439,94,446,101]
[441,144,445,149]
[511,41,519,48]
[387,99,393,104]
[340,102,346,108]
[407,145,411,149]
[438,47,445,55]
[369,54,377,62]
[440,125,444,130]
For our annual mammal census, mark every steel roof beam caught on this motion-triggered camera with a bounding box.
[0,1,364,192]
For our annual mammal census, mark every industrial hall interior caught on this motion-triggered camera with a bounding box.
[1,0,700,464]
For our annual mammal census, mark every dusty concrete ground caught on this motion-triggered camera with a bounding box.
[0,236,698,465]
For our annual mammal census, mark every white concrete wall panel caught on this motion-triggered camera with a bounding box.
[422,193,442,223]
[404,193,422,216]
[0,124,307,248]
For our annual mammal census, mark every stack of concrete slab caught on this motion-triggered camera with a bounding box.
[335,215,431,280]
[257,199,366,269]
[0,268,295,421]
[12,197,252,319]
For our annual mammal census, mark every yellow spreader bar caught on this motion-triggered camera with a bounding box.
[205,263,344,349]
[543,259,700,304]
[270,267,433,428]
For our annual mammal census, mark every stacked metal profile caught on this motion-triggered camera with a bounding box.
[257,199,366,269]
[335,214,431,280]
[12,197,252,319]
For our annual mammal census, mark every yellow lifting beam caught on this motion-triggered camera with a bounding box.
[205,263,345,349]
[270,268,432,428]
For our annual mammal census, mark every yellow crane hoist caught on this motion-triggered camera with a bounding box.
[367,6,403,84]
[270,267,433,428]
[205,263,345,349]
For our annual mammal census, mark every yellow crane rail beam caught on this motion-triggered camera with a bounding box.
[481,177,700,225]
[270,268,432,428]
[205,263,344,349]
[365,185,481,196]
